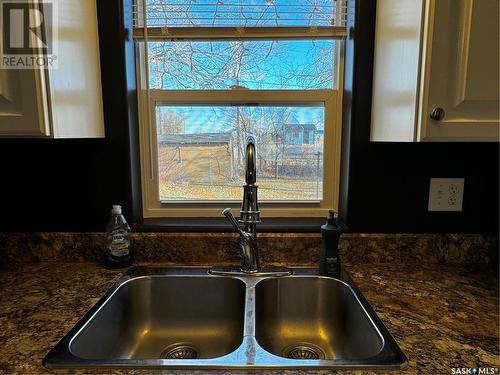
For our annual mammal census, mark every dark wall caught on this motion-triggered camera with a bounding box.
[339,0,499,234]
[0,0,497,233]
[0,0,138,231]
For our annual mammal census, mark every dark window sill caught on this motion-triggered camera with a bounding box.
[132,217,325,233]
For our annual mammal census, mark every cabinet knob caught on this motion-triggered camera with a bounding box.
[430,107,445,121]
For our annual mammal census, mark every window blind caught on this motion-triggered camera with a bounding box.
[133,0,348,39]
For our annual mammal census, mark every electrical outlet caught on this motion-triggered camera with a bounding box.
[428,178,464,212]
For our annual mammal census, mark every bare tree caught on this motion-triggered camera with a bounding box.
[157,109,186,135]
[145,0,334,189]
[258,108,292,179]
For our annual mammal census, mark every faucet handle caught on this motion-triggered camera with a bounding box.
[222,208,245,236]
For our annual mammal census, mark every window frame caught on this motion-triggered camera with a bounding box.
[135,31,345,219]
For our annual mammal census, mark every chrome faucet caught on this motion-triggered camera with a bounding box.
[222,136,261,273]
[213,137,290,277]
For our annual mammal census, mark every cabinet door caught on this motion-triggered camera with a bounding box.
[419,0,500,141]
[46,0,104,138]
[0,68,50,137]
[0,0,103,138]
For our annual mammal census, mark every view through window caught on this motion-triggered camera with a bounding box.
[156,105,324,201]
[135,0,346,206]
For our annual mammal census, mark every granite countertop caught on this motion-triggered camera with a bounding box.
[0,261,498,375]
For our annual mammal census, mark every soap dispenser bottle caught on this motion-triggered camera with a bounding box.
[104,205,133,268]
[319,210,343,278]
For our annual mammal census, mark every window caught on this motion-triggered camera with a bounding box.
[134,0,347,218]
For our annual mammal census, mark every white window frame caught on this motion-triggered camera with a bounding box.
[135,29,345,219]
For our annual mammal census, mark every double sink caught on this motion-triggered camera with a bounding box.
[43,267,407,370]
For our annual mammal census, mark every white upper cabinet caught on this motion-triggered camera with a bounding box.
[371,0,499,142]
[0,66,50,136]
[0,0,104,138]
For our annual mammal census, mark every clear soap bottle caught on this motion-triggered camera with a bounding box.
[104,205,133,268]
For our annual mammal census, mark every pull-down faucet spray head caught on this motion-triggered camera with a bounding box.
[245,136,256,185]
[240,136,260,226]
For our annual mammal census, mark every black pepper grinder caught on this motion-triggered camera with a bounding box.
[319,210,343,278]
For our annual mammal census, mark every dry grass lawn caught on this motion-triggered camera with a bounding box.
[159,177,323,201]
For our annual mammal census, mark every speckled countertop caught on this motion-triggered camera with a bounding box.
[0,261,498,375]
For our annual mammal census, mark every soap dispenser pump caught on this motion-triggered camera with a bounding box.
[319,210,343,278]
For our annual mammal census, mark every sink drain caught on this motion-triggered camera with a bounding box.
[161,344,198,359]
[284,343,325,360]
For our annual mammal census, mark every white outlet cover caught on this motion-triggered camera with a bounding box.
[428,178,465,212]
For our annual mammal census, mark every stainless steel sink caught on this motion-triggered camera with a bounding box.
[43,267,407,370]
[70,276,245,360]
[255,277,383,360]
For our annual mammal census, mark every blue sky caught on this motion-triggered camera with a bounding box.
[145,0,336,28]
[149,40,334,90]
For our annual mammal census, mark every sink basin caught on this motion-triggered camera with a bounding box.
[255,277,383,360]
[44,267,407,370]
[70,275,245,360]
